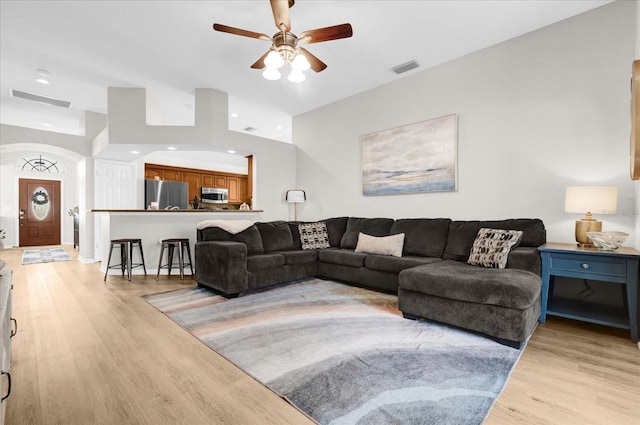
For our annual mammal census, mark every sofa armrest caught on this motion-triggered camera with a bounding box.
[195,241,248,295]
[506,247,541,275]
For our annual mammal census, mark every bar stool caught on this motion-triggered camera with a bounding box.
[103,238,147,281]
[156,238,193,280]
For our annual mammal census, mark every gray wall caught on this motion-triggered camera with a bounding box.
[293,1,636,245]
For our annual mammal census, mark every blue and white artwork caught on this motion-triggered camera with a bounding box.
[362,114,457,196]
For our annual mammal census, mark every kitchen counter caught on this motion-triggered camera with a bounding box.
[92,209,262,275]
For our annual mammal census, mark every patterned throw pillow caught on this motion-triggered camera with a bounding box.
[299,222,331,250]
[467,228,523,269]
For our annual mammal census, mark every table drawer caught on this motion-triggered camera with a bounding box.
[549,254,626,279]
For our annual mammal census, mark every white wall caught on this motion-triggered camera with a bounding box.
[0,144,82,247]
[0,88,297,261]
[105,88,297,220]
[294,1,635,245]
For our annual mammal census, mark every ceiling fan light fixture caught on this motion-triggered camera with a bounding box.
[264,50,285,68]
[263,66,282,81]
[291,53,310,71]
[213,2,352,82]
[287,68,306,83]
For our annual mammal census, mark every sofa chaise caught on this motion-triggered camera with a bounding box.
[195,217,546,345]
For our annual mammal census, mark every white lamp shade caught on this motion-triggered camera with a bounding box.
[286,189,306,203]
[262,66,281,81]
[291,54,310,71]
[264,50,284,68]
[287,69,306,83]
[564,186,618,214]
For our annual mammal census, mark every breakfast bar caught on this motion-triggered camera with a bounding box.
[92,209,263,276]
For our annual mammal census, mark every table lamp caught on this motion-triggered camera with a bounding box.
[286,189,306,221]
[564,186,618,247]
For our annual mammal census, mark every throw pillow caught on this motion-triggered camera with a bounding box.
[354,232,405,257]
[467,228,523,269]
[298,222,331,250]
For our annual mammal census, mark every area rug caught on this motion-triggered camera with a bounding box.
[143,279,524,425]
[22,248,72,265]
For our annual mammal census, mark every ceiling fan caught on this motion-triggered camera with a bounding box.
[213,0,353,82]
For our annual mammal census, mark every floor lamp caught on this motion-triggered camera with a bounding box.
[286,190,306,221]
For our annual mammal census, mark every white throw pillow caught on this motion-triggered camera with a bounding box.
[467,228,523,269]
[354,232,405,257]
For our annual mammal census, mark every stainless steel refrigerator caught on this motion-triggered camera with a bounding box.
[144,180,188,210]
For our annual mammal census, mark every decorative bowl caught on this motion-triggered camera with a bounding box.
[586,231,629,250]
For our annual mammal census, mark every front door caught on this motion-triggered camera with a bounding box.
[18,178,61,247]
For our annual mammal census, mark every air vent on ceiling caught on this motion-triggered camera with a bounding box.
[10,89,71,108]
[243,126,257,132]
[392,60,419,75]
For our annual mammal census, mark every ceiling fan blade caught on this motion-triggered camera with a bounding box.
[298,48,327,72]
[299,23,353,43]
[213,23,271,41]
[270,0,291,32]
[251,50,271,69]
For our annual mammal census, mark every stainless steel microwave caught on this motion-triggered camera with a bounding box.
[201,187,228,204]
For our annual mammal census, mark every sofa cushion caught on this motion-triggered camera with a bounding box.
[365,255,441,274]
[507,247,542,275]
[288,217,349,250]
[389,218,452,257]
[322,217,349,247]
[399,260,541,309]
[467,228,523,269]
[288,222,304,250]
[318,248,368,267]
[198,225,264,255]
[443,219,545,262]
[355,232,405,257]
[340,217,395,249]
[247,253,285,271]
[280,250,318,265]
[299,222,331,250]
[256,221,294,253]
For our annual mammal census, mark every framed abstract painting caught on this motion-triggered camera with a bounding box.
[362,114,457,196]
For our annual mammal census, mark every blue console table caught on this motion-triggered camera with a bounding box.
[538,243,639,343]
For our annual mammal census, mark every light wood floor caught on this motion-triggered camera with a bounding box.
[2,246,639,425]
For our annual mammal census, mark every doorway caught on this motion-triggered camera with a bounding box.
[18,178,61,247]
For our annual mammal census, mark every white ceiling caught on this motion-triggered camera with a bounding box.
[0,0,611,147]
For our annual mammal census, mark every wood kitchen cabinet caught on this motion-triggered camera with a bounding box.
[227,177,239,203]
[214,175,227,189]
[145,168,162,180]
[144,163,249,204]
[146,168,181,182]
[201,174,215,188]
[201,174,226,189]
[181,172,201,201]
[161,169,181,181]
[238,177,247,205]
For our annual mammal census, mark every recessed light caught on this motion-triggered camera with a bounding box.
[227,150,236,154]
[167,147,177,150]
[36,68,50,76]
[231,113,238,118]
[35,78,50,85]
[130,150,140,154]
[41,122,52,127]
[276,125,283,130]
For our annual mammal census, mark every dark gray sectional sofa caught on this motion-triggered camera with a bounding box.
[195,217,546,345]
